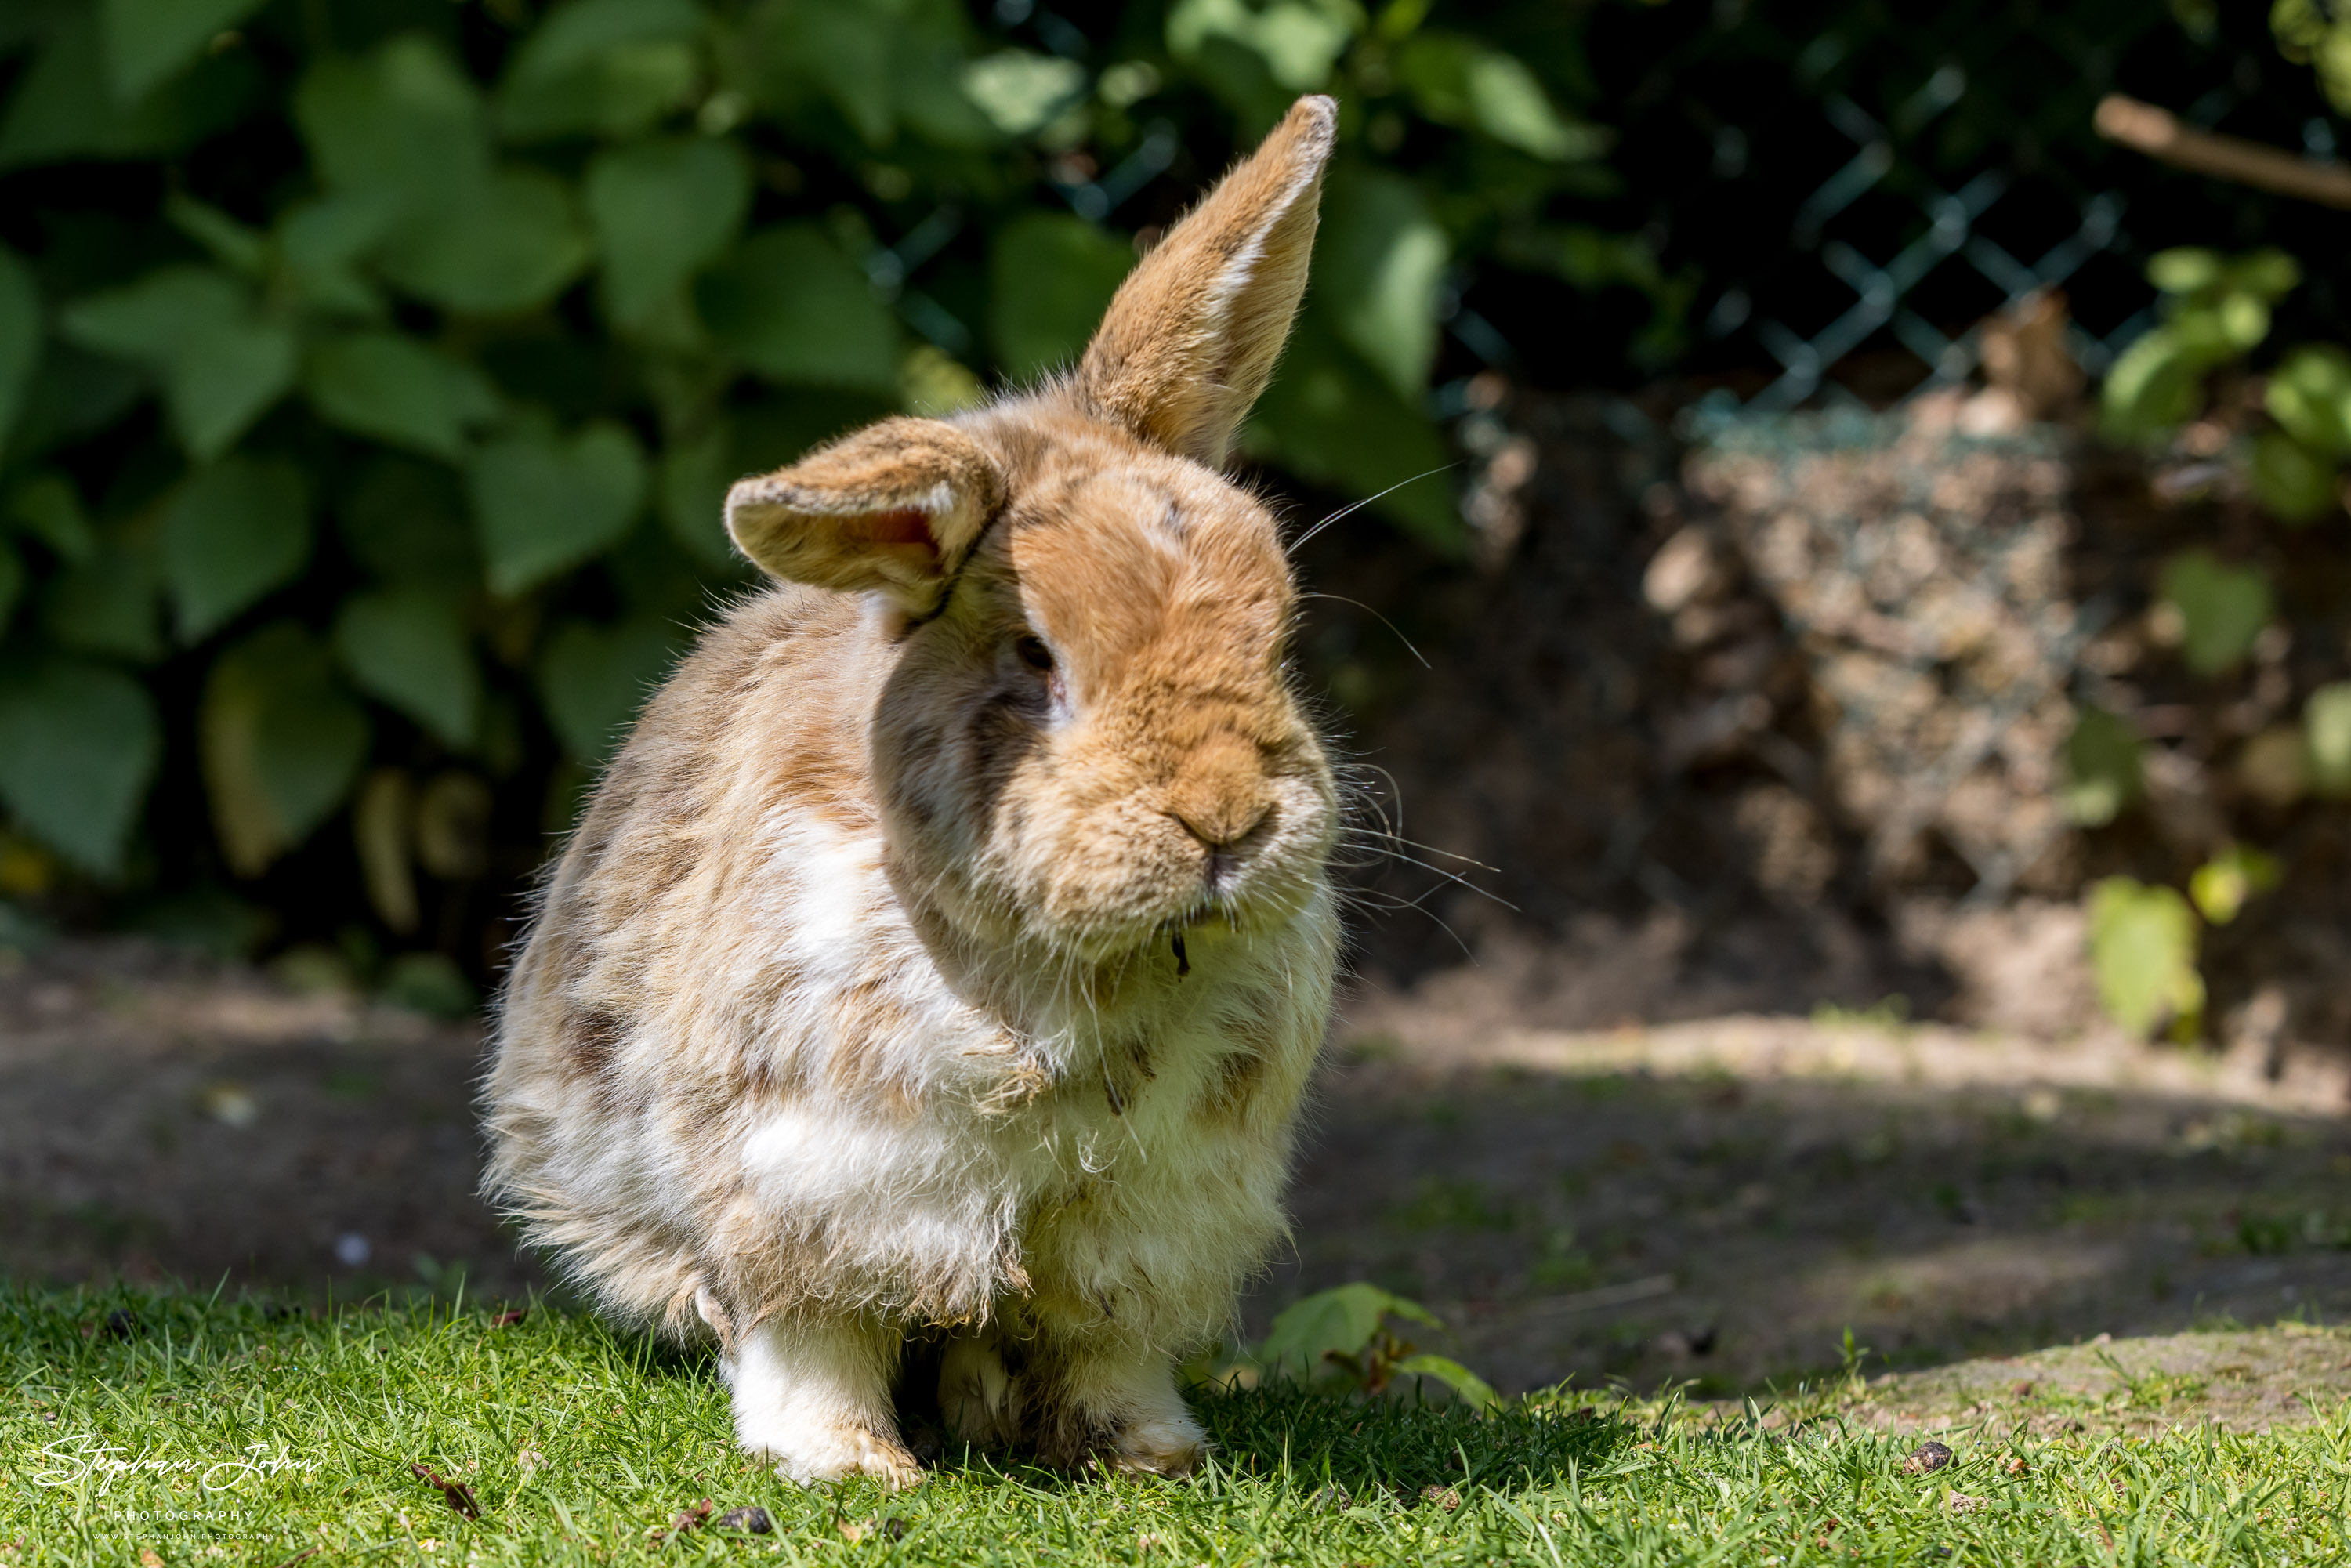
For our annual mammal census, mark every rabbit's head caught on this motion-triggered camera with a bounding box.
[724,99,1344,963]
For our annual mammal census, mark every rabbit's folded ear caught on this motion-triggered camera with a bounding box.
[725,418,1006,613]
[1078,95,1336,469]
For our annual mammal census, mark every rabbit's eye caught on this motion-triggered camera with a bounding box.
[1014,634,1055,673]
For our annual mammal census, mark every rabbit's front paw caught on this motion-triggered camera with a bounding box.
[748,1421,926,1490]
[730,1314,923,1489]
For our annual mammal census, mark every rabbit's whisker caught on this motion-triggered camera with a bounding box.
[1297,592,1430,670]
[1337,827,1499,873]
[1338,889,1476,965]
[1339,839,1515,912]
[1288,463,1458,551]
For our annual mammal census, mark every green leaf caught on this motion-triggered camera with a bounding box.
[2099,324,2219,442]
[2086,876,2203,1041]
[375,166,593,317]
[294,38,489,208]
[0,654,160,876]
[469,420,648,596]
[42,535,163,663]
[987,212,1133,382]
[737,0,899,146]
[334,585,480,748]
[537,613,679,762]
[497,0,705,142]
[2225,248,2303,302]
[893,14,1000,150]
[2250,429,2342,523]
[9,473,96,563]
[1255,1283,1440,1382]
[1462,49,1601,161]
[5,343,148,462]
[0,540,20,635]
[500,40,699,145]
[2157,549,2272,676]
[2144,248,2219,295]
[1247,319,1460,549]
[2265,343,2351,456]
[0,246,40,454]
[2306,681,2351,798]
[658,419,738,571]
[0,9,259,171]
[509,0,707,81]
[100,0,263,103]
[294,38,589,314]
[161,455,310,643]
[274,191,400,318]
[1390,1353,1499,1410]
[1166,0,1359,91]
[2059,706,2143,827]
[1317,167,1448,400]
[2188,843,2280,926]
[697,225,899,393]
[59,266,294,459]
[201,622,371,876]
[961,50,1086,136]
[338,455,480,590]
[2215,292,2273,352]
[585,136,751,331]
[165,192,266,277]
[1395,34,1607,161]
[303,331,504,459]
[2277,0,2351,107]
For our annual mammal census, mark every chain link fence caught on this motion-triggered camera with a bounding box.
[1465,0,2349,414]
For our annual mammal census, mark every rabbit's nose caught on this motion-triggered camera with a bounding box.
[1166,733,1273,848]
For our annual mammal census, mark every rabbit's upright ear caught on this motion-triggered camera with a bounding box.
[1078,96,1336,469]
[726,417,1005,614]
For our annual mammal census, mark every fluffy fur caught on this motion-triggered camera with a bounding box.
[482,97,1343,1486]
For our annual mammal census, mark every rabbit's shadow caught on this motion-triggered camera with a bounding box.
[1186,1383,1632,1497]
[629,1331,1628,1498]
[897,1383,1632,1497]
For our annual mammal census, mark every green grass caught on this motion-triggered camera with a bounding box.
[4,1288,2348,1566]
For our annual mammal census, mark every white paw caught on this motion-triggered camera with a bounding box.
[744,1419,926,1490]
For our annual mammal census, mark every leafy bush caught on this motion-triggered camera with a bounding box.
[2070,8,2351,1039]
[0,0,1640,969]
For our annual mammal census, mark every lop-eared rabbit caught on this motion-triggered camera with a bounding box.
[484,97,1346,1486]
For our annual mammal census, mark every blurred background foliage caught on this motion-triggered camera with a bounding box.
[0,0,2346,1043]
[0,0,1629,997]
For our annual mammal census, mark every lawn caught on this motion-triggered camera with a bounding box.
[2,1288,2346,1566]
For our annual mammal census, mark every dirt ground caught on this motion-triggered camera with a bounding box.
[3,936,2347,1414]
[1825,1321,2351,1437]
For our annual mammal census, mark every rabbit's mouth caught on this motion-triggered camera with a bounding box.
[1151,885,1268,956]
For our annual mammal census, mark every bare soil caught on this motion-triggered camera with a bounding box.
[3,938,2347,1420]
[1826,1321,2351,1437]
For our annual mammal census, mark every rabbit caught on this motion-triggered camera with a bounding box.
[481,96,1346,1488]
